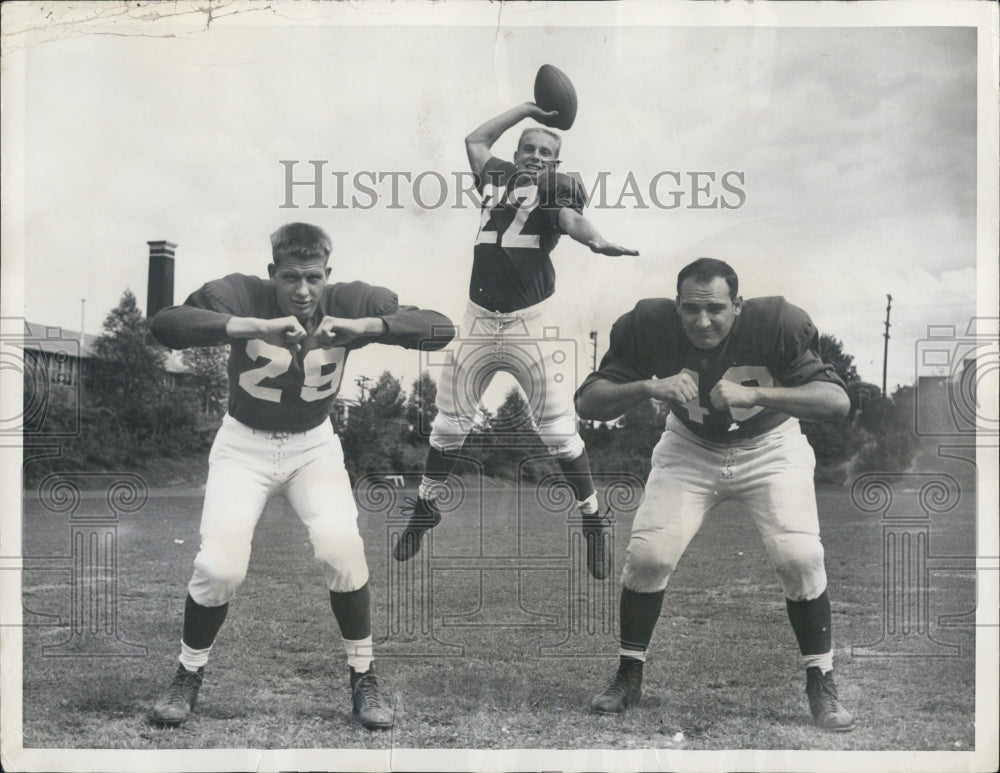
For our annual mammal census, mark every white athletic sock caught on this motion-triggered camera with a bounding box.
[344,635,374,673]
[802,651,834,674]
[418,476,447,502]
[578,493,599,516]
[178,640,212,672]
[619,644,647,662]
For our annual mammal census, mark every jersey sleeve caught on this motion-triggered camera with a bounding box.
[540,170,586,232]
[576,306,652,401]
[476,157,514,194]
[326,282,456,352]
[772,300,847,389]
[150,274,260,349]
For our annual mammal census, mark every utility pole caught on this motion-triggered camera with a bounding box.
[355,374,372,402]
[587,330,598,429]
[882,294,893,397]
[79,298,86,396]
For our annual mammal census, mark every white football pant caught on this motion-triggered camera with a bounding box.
[187,414,369,607]
[622,417,827,601]
[429,298,585,460]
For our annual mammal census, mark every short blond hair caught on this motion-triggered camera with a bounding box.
[270,222,332,264]
[517,127,562,157]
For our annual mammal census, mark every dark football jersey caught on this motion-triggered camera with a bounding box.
[578,296,846,441]
[469,156,586,313]
[152,274,454,432]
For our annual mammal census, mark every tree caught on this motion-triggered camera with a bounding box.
[367,371,406,420]
[93,289,165,402]
[476,387,550,481]
[340,371,408,476]
[405,370,438,440]
[803,334,866,477]
[854,385,919,473]
[818,334,859,385]
[27,288,204,480]
[181,345,229,415]
[492,387,535,433]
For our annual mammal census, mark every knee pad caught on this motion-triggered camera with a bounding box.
[188,551,248,607]
[621,546,676,594]
[312,532,370,593]
[429,413,469,452]
[541,430,585,460]
[764,533,827,601]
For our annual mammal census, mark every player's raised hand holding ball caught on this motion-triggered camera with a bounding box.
[536,64,639,258]
[534,64,578,130]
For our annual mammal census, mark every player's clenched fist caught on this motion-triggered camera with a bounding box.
[709,379,757,411]
[225,316,307,351]
[257,317,308,351]
[313,316,387,348]
[647,373,699,404]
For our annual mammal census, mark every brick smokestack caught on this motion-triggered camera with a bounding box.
[146,240,176,318]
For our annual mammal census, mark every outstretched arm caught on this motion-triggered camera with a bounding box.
[557,208,639,257]
[465,102,558,176]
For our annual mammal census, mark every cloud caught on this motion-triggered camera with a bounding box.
[16,23,980,398]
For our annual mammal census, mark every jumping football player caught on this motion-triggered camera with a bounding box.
[578,258,854,731]
[148,222,454,730]
[393,101,638,580]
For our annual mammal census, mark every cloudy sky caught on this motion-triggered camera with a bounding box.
[4,2,990,405]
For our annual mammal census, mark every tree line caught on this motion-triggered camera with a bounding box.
[24,290,924,487]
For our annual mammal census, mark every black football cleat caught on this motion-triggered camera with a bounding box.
[582,509,613,580]
[805,667,855,732]
[350,665,394,730]
[393,497,442,562]
[151,664,204,726]
[590,658,643,714]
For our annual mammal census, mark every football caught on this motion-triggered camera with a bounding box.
[533,64,578,130]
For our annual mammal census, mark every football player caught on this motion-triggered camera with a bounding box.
[393,101,638,580]
[148,222,454,730]
[578,258,854,732]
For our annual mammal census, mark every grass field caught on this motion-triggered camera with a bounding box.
[18,462,979,755]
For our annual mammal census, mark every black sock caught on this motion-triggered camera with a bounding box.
[557,448,597,503]
[620,587,666,655]
[786,590,832,655]
[424,445,460,485]
[182,593,229,650]
[329,584,372,641]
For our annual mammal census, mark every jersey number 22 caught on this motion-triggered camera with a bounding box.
[475,183,541,249]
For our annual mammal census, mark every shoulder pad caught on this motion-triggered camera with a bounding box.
[326,281,398,318]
